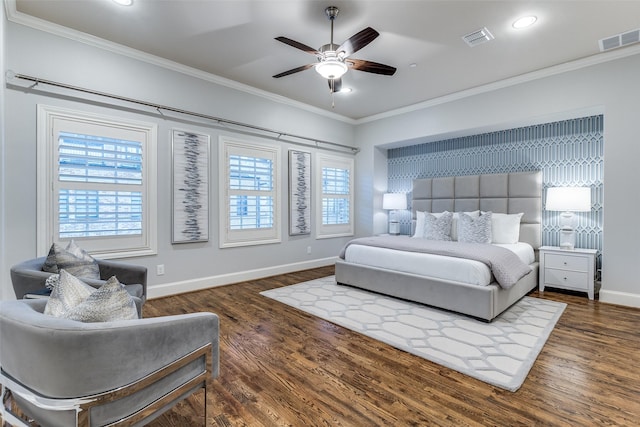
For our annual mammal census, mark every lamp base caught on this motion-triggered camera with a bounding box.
[560,228,576,250]
[388,221,400,235]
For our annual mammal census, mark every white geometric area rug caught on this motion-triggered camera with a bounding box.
[261,276,566,392]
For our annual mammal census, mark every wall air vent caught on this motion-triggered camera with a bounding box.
[462,27,495,47]
[599,28,640,52]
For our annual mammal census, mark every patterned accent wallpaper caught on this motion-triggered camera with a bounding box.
[387,115,603,267]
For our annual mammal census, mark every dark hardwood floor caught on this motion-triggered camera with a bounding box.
[143,266,640,426]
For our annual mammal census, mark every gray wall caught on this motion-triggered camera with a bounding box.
[3,15,640,309]
[1,21,356,299]
[355,52,640,308]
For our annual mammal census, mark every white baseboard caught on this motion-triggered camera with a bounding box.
[599,289,640,309]
[147,257,337,299]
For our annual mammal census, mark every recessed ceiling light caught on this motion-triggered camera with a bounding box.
[409,63,417,68]
[112,0,133,6]
[513,16,537,29]
[339,87,352,94]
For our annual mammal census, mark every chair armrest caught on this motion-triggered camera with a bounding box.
[97,259,147,300]
[10,257,51,298]
[0,300,219,398]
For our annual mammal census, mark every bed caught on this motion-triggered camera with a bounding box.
[335,170,542,321]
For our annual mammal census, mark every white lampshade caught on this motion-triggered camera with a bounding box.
[545,187,591,212]
[382,193,407,210]
[315,60,348,79]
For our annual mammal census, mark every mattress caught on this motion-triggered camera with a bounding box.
[343,242,535,287]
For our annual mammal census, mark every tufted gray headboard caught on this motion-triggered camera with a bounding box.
[412,170,542,250]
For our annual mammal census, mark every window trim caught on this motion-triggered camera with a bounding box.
[218,136,281,248]
[37,104,157,258]
[315,153,355,239]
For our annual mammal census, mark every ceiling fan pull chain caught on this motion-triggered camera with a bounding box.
[330,80,336,108]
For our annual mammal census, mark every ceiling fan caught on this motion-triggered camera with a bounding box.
[273,5,396,93]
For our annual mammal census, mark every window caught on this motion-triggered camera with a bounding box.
[315,154,354,238]
[37,105,157,257]
[219,137,280,247]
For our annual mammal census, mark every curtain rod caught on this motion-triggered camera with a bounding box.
[6,71,359,154]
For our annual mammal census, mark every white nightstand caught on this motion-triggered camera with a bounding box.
[539,246,598,299]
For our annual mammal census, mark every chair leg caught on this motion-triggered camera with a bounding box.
[204,345,213,426]
[1,385,35,427]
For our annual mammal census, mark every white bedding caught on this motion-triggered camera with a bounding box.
[343,242,535,287]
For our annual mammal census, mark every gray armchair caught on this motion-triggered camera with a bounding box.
[10,257,147,312]
[0,298,219,427]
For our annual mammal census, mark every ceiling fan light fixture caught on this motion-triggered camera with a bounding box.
[315,60,348,79]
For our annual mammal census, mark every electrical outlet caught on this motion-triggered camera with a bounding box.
[156,264,165,276]
[307,246,312,254]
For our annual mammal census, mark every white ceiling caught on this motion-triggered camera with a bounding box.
[9,0,640,120]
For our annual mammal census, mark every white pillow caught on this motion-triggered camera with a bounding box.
[491,213,524,244]
[452,210,480,241]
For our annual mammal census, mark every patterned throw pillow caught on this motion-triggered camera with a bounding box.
[44,270,95,317]
[44,270,138,322]
[45,273,60,290]
[42,240,100,279]
[423,211,453,241]
[451,210,480,241]
[65,276,138,323]
[458,211,492,244]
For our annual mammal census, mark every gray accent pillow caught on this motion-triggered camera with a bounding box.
[458,211,492,244]
[42,240,100,279]
[423,211,453,241]
[44,269,95,317]
[65,276,138,323]
[44,270,138,322]
[45,273,60,290]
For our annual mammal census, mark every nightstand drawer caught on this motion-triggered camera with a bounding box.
[545,268,589,290]
[544,253,589,272]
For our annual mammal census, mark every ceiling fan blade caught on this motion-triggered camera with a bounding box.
[337,27,379,57]
[348,58,397,76]
[272,64,315,78]
[275,36,321,57]
[328,78,343,93]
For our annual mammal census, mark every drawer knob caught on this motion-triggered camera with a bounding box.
[563,262,568,265]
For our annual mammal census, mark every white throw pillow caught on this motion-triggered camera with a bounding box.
[491,213,524,244]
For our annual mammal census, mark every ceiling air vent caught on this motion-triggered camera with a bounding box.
[599,28,640,52]
[462,27,495,47]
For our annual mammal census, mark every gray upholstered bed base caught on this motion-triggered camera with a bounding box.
[335,260,538,321]
[336,170,542,321]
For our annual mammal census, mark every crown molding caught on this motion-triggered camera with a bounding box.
[4,0,356,125]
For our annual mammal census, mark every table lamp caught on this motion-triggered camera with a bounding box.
[382,193,407,235]
[545,187,591,250]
